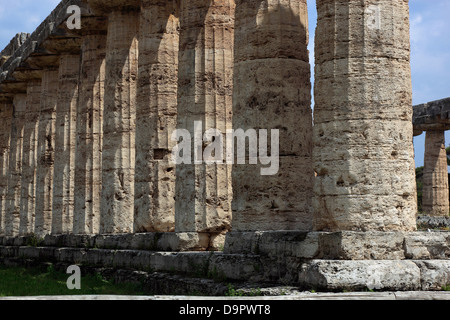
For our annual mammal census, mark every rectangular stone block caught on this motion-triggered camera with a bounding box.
[299,260,421,291]
[413,260,450,291]
[319,231,406,260]
[404,232,450,260]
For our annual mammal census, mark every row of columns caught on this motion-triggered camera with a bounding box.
[0,0,445,239]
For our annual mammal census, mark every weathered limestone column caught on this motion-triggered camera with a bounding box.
[19,81,41,235]
[134,0,179,233]
[73,18,107,235]
[313,0,417,231]
[231,0,313,231]
[0,99,13,235]
[5,94,27,236]
[35,69,59,237]
[52,54,80,234]
[175,0,234,235]
[423,130,450,216]
[88,0,140,234]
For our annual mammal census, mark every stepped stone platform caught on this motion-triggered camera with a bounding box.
[1,230,449,294]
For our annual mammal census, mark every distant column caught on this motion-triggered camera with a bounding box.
[19,81,41,235]
[52,54,80,234]
[231,0,313,231]
[134,0,179,233]
[175,0,235,234]
[0,99,13,236]
[5,94,27,236]
[423,130,450,216]
[313,0,417,231]
[35,69,59,237]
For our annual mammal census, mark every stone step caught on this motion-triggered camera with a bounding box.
[0,245,263,282]
[224,230,450,260]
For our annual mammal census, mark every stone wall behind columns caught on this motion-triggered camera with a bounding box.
[0,101,13,236]
[231,0,314,231]
[313,0,417,231]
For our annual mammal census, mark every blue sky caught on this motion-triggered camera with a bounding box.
[1,0,449,167]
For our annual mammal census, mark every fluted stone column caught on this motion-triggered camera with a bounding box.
[175,0,235,235]
[19,81,41,235]
[88,0,140,234]
[231,0,313,231]
[423,130,449,216]
[313,0,417,231]
[73,18,107,235]
[35,69,59,237]
[134,0,179,233]
[52,54,80,234]
[0,100,13,236]
[5,94,27,236]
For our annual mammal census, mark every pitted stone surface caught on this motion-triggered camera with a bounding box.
[232,0,313,232]
[313,0,417,232]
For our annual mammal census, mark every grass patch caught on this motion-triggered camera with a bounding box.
[0,265,145,297]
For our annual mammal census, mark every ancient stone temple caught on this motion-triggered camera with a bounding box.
[0,0,449,294]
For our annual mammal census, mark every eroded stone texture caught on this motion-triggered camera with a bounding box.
[35,69,59,237]
[313,0,417,231]
[73,23,106,235]
[100,8,139,234]
[5,94,27,236]
[19,81,41,235]
[175,0,235,233]
[134,0,179,233]
[422,130,449,217]
[52,54,80,234]
[231,0,313,231]
[0,101,13,236]
[0,99,13,235]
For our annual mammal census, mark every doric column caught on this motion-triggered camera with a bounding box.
[88,0,140,234]
[35,69,59,237]
[231,0,313,231]
[175,0,235,234]
[73,18,107,235]
[313,0,417,231]
[52,54,80,234]
[5,94,27,236]
[19,81,41,235]
[134,0,179,233]
[0,99,13,236]
[423,130,449,216]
